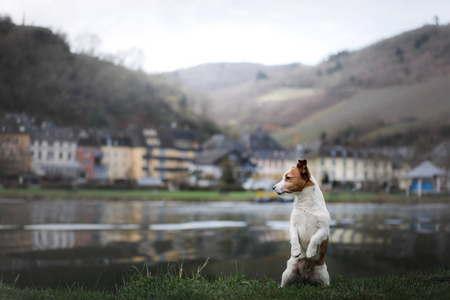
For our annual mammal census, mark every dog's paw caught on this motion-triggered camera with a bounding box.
[291,245,301,258]
[306,244,319,259]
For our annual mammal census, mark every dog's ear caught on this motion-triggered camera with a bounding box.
[297,159,310,180]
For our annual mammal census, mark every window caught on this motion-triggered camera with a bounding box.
[59,153,63,159]
[47,152,54,160]
[38,152,42,159]
[83,161,90,166]
[68,153,72,160]
[84,151,90,158]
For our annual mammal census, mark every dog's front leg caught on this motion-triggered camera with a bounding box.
[289,220,302,258]
[306,227,328,260]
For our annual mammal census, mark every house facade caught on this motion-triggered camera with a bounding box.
[0,131,31,177]
[0,114,32,179]
[126,127,199,185]
[30,127,81,178]
[190,134,256,188]
[306,143,394,190]
[240,128,293,178]
[101,137,132,182]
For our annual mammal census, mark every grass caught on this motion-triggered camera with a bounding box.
[256,87,320,103]
[0,187,447,203]
[0,187,256,201]
[1,263,449,300]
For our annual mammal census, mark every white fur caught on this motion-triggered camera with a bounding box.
[274,174,331,287]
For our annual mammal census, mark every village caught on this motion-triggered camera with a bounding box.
[1,113,448,198]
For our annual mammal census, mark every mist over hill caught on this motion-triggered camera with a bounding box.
[0,17,220,141]
[169,24,450,151]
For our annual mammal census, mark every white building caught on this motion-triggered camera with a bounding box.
[30,127,81,177]
[306,143,394,190]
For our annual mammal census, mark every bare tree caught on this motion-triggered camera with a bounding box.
[102,48,145,70]
[72,33,102,56]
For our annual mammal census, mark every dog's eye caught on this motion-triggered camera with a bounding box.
[285,176,291,181]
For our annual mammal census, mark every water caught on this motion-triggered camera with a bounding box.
[0,198,449,289]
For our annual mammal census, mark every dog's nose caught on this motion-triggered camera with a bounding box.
[272,185,276,190]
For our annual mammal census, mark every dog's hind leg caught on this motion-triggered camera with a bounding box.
[312,264,330,286]
[280,257,300,287]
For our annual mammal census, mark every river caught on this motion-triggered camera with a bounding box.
[0,198,449,289]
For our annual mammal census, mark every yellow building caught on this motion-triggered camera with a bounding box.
[0,131,31,176]
[101,137,132,182]
[130,147,146,180]
[127,127,199,184]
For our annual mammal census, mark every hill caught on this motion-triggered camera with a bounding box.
[170,24,450,149]
[0,17,220,141]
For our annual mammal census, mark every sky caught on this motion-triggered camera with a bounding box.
[1,0,450,73]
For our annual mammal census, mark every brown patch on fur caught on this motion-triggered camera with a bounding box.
[282,159,315,193]
[282,166,315,193]
[315,238,329,266]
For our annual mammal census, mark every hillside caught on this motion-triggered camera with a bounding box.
[0,17,220,141]
[167,62,300,91]
[170,24,450,149]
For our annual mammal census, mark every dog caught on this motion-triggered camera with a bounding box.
[272,159,331,286]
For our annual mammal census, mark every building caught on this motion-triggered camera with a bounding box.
[30,126,81,178]
[126,127,199,185]
[405,161,446,196]
[0,114,33,180]
[76,130,108,182]
[0,126,31,178]
[306,143,393,190]
[100,137,132,182]
[431,140,450,191]
[190,135,256,188]
[240,128,293,178]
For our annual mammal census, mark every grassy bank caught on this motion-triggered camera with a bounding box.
[0,187,256,201]
[1,267,449,300]
[0,187,448,203]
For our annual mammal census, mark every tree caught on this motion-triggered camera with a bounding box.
[72,33,101,56]
[256,71,268,80]
[220,158,236,189]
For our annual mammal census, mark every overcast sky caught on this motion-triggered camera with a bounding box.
[2,0,450,73]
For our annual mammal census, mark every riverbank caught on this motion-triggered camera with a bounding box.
[0,187,448,203]
[0,268,449,300]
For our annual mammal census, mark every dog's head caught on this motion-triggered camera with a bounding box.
[272,159,314,199]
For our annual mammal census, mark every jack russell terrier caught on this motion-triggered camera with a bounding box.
[273,159,330,286]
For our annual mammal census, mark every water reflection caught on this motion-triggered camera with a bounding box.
[0,199,449,289]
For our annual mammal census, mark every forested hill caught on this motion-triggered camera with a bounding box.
[0,17,219,140]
